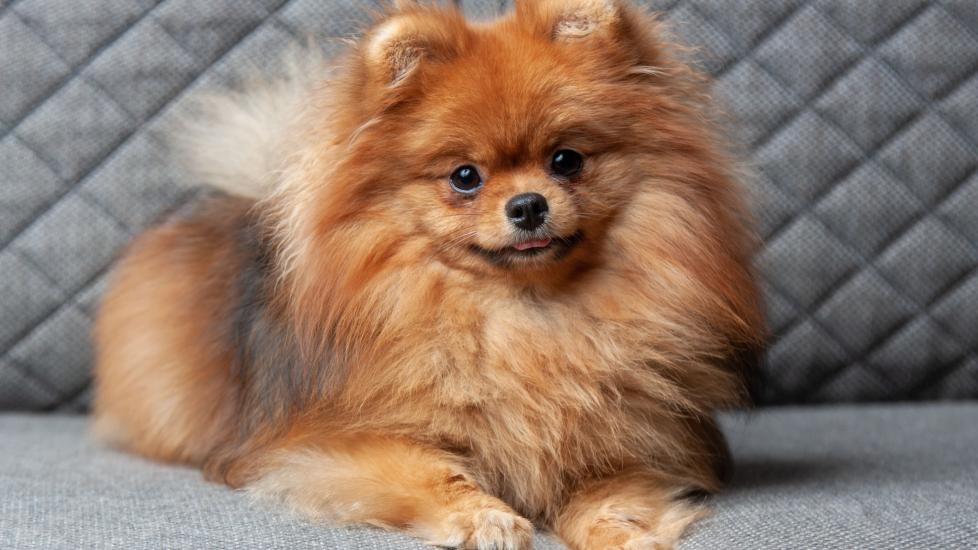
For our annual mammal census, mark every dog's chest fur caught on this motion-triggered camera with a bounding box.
[372,280,676,519]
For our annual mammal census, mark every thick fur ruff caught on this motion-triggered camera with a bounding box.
[93,1,765,549]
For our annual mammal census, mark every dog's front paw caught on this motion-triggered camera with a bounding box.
[557,494,707,550]
[608,533,664,550]
[426,506,533,550]
[577,523,662,550]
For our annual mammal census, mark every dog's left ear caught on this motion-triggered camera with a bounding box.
[518,0,625,41]
[362,6,467,89]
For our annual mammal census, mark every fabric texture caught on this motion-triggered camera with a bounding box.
[2,404,976,549]
[0,413,568,550]
[1,0,978,411]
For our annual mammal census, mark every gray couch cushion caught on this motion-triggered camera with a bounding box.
[2,404,976,549]
[0,413,565,550]
[1,0,977,411]
[687,403,978,549]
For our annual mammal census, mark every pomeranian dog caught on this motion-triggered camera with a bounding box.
[93,1,764,548]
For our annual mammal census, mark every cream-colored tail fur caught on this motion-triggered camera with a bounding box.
[172,45,331,199]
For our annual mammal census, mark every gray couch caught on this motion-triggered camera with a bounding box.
[1,1,976,548]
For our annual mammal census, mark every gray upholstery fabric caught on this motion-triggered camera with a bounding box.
[2,404,976,549]
[687,403,978,549]
[0,413,567,550]
[1,0,978,410]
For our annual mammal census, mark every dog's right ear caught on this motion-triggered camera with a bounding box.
[518,0,624,41]
[517,0,669,80]
[362,5,468,89]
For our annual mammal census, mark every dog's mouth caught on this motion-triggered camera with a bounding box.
[469,231,583,266]
[512,237,553,251]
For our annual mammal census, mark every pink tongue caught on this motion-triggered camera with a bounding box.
[513,237,553,251]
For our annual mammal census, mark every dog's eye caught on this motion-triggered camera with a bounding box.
[551,149,584,178]
[450,165,483,194]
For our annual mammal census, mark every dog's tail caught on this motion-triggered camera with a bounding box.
[171,45,331,199]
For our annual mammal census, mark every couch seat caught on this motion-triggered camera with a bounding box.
[2,404,975,549]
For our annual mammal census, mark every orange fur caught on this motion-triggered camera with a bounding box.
[94,1,765,549]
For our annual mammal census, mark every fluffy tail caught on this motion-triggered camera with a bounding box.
[172,45,331,199]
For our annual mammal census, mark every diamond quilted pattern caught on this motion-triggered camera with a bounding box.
[879,6,978,98]
[938,173,978,244]
[713,60,797,147]
[932,273,978,349]
[15,78,135,182]
[7,304,92,399]
[943,1,978,31]
[756,112,864,201]
[814,271,917,356]
[0,14,71,126]
[753,6,863,100]
[815,58,922,150]
[0,253,64,351]
[918,356,978,400]
[876,218,978,304]
[155,0,286,65]
[808,363,891,403]
[1,0,977,410]
[662,3,738,73]
[84,19,204,120]
[75,274,110,318]
[182,13,303,90]
[0,136,66,238]
[759,216,863,307]
[79,130,193,232]
[748,170,802,239]
[868,317,966,396]
[765,320,850,398]
[817,1,924,43]
[685,0,805,52]
[813,163,924,257]
[756,281,798,336]
[277,0,383,41]
[12,193,131,293]
[878,114,977,205]
[941,75,978,144]
[0,358,60,410]
[12,0,159,67]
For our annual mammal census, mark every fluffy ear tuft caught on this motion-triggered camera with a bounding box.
[521,0,622,40]
[366,18,425,85]
[554,0,620,39]
[362,8,466,87]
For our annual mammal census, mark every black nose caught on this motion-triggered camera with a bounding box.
[505,193,549,231]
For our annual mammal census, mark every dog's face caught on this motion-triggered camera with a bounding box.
[310,0,716,284]
[395,47,638,274]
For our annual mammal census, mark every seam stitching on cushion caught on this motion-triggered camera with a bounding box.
[0,0,297,257]
[10,10,143,123]
[0,2,163,144]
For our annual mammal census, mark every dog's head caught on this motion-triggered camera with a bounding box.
[270,0,764,412]
[277,1,740,282]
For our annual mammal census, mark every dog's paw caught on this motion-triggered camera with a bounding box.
[583,526,666,550]
[426,507,533,550]
[579,503,706,550]
[610,534,665,550]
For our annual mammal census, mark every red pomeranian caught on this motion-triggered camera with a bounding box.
[93,1,764,548]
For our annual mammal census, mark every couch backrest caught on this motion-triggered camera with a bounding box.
[1,0,975,411]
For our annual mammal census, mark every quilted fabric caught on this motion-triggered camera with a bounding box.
[0,0,976,410]
[3,404,978,548]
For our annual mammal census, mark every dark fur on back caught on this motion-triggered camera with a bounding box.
[169,197,347,481]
